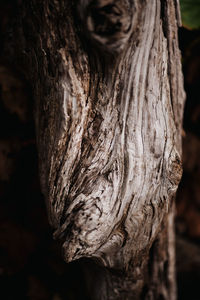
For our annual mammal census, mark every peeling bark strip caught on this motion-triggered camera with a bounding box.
[12,0,185,298]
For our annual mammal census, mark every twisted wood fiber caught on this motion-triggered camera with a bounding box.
[13,0,185,298]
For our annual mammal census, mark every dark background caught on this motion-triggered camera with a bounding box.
[0,1,200,299]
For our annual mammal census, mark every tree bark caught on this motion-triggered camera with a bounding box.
[8,0,185,298]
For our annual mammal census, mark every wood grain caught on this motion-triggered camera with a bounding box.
[10,0,185,298]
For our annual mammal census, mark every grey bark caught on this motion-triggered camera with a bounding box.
[9,0,185,299]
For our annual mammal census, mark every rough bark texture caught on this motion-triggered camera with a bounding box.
[8,0,185,299]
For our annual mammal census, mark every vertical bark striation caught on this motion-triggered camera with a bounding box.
[10,0,185,298]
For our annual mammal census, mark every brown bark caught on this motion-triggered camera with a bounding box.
[7,0,185,299]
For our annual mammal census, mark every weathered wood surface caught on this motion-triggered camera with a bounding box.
[10,0,185,298]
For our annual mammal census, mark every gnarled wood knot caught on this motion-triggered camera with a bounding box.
[77,0,136,53]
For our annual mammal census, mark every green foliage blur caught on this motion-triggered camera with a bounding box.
[180,0,200,29]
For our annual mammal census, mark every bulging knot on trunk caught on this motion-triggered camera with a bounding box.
[77,0,137,53]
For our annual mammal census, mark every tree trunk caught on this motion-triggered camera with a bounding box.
[9,0,185,298]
